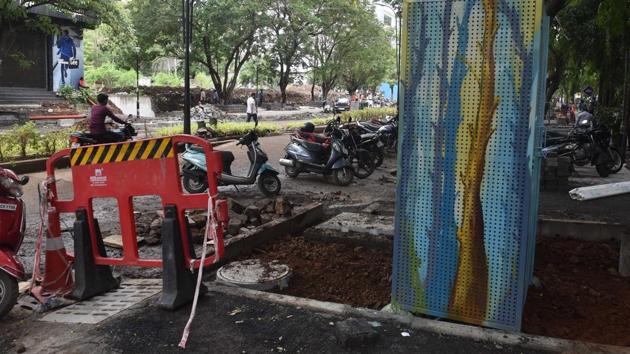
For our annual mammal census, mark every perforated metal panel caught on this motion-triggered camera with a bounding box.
[393,0,548,331]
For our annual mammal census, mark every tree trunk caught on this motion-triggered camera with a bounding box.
[546,47,565,114]
[449,0,498,323]
[310,82,315,101]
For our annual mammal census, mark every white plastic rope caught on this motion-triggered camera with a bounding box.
[179,191,219,348]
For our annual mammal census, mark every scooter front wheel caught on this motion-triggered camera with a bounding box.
[332,166,354,186]
[0,271,18,319]
[183,175,209,194]
[258,172,282,196]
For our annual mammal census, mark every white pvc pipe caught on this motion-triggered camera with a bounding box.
[569,181,630,201]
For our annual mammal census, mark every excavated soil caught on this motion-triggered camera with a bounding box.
[241,235,393,309]
[244,234,630,346]
[522,236,630,347]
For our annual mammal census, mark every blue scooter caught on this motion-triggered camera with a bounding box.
[181,130,281,196]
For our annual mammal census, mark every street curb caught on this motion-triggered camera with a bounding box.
[0,156,69,174]
[207,203,325,270]
[206,284,628,354]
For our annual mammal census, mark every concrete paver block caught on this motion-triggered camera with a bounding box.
[40,279,161,324]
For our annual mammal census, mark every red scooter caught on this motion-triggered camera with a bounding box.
[0,167,28,319]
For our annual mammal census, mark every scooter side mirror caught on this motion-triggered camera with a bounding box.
[19,176,29,185]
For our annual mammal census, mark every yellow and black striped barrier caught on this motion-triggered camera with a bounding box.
[70,138,174,167]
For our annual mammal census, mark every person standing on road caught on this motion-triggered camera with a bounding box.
[246,92,258,127]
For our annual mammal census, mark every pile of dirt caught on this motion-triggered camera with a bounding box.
[523,236,630,346]
[241,236,392,309]
[104,86,320,112]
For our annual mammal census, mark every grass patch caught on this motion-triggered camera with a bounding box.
[156,121,281,137]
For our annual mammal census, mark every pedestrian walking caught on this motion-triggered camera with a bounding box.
[200,89,207,103]
[212,89,219,104]
[246,92,258,127]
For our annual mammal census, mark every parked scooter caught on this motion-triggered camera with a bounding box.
[181,130,281,196]
[70,123,137,147]
[0,167,28,319]
[294,120,376,179]
[543,117,622,177]
[280,119,354,186]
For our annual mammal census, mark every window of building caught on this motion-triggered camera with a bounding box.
[383,14,392,27]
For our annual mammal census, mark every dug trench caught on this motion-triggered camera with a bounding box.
[224,229,630,347]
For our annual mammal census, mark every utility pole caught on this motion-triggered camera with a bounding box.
[182,0,192,134]
[135,46,140,122]
[621,50,630,160]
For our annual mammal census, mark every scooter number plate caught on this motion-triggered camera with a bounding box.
[0,203,17,211]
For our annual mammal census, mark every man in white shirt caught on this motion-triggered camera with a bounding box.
[246,92,258,126]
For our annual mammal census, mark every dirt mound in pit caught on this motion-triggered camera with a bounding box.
[241,236,392,309]
[103,86,327,112]
[523,236,630,347]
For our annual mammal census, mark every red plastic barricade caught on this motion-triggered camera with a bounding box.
[44,135,228,309]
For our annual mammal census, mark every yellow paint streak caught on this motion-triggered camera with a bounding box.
[127,142,143,160]
[79,147,94,166]
[91,145,106,164]
[115,143,130,162]
[103,144,117,163]
[155,139,170,158]
[140,140,157,160]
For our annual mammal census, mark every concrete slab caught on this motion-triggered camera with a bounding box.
[303,212,395,249]
[314,212,394,237]
[40,279,161,324]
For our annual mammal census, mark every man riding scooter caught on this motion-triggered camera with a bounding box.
[0,167,28,319]
[89,93,130,143]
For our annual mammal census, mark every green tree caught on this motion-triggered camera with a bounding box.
[340,18,394,96]
[307,1,380,101]
[266,0,332,103]
[130,0,265,103]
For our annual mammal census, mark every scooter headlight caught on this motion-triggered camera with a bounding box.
[0,176,22,197]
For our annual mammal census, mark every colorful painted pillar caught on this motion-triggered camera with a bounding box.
[392,0,549,331]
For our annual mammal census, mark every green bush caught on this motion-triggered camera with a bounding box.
[153,72,182,87]
[37,130,70,155]
[9,122,39,157]
[156,121,279,137]
[56,86,95,105]
[340,107,397,122]
[57,85,75,101]
[85,63,137,88]
[193,72,215,89]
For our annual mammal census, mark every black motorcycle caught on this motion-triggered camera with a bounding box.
[543,120,623,177]
[70,124,137,147]
[354,115,398,153]
[280,120,354,186]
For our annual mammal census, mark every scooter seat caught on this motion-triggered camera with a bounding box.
[296,139,325,153]
[360,133,376,141]
[358,122,381,132]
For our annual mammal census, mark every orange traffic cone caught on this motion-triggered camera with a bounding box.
[33,209,74,299]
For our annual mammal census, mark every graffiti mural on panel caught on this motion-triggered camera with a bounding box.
[52,26,84,91]
[392,0,548,331]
